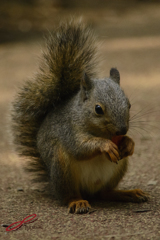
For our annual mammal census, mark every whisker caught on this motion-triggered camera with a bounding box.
[130,121,160,130]
[130,109,150,121]
[126,84,143,104]
[128,127,145,137]
[128,128,142,137]
[130,107,154,119]
[130,109,160,121]
[130,120,160,123]
[129,125,153,137]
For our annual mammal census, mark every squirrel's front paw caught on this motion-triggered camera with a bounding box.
[119,136,135,159]
[68,200,91,214]
[102,140,120,164]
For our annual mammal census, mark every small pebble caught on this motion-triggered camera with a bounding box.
[147,180,157,185]
[1,224,10,227]
[17,187,24,191]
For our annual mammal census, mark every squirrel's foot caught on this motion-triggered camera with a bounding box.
[102,140,120,164]
[122,189,149,203]
[68,199,91,214]
[118,136,135,159]
[114,189,149,203]
[99,189,149,203]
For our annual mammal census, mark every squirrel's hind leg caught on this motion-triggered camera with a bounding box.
[98,189,149,203]
[95,158,149,203]
[50,146,91,214]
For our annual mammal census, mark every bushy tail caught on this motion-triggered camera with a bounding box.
[11,19,97,181]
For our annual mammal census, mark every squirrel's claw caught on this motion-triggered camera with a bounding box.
[125,189,150,203]
[104,140,120,164]
[118,136,135,159]
[68,200,91,214]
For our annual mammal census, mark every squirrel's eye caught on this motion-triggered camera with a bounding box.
[95,105,104,115]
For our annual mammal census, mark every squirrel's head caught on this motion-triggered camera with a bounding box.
[80,68,131,139]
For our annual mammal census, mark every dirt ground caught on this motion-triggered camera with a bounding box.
[0,2,160,240]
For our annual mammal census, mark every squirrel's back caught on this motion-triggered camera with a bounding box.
[11,20,98,181]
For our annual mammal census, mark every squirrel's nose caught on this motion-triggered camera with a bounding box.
[116,127,127,136]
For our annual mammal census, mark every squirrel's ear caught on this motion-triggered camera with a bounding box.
[80,73,92,101]
[110,68,120,85]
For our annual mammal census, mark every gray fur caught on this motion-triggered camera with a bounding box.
[11,20,131,203]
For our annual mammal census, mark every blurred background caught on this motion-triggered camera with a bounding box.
[1,0,160,43]
[1,0,160,131]
[1,0,160,82]
[1,1,160,239]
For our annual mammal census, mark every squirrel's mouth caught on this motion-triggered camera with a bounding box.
[108,129,127,141]
[115,126,128,136]
[111,125,128,145]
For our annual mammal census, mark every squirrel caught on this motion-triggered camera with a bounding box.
[11,20,149,214]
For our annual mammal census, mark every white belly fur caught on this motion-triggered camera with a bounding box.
[71,154,126,194]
